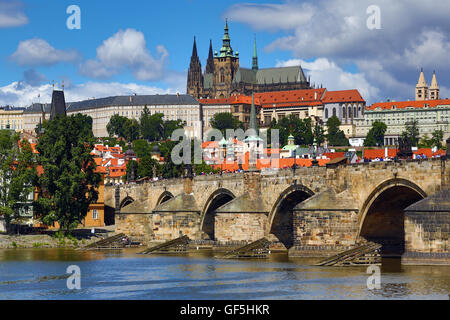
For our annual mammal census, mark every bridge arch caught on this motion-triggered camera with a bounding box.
[359,178,426,257]
[200,188,235,240]
[156,191,174,206]
[267,185,314,249]
[120,196,135,209]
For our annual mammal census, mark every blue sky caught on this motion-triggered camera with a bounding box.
[1,0,450,107]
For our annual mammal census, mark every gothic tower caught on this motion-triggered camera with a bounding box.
[415,68,428,101]
[206,39,214,74]
[213,19,240,99]
[187,36,203,98]
[429,71,439,100]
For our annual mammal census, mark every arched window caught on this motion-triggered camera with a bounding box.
[354,107,357,118]
[325,109,329,119]
[343,106,346,118]
[348,107,352,118]
[220,68,225,83]
[332,108,336,117]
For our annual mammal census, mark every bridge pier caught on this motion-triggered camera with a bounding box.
[290,188,360,257]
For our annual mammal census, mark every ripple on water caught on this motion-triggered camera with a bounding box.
[0,249,449,300]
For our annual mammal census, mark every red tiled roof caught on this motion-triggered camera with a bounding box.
[363,148,445,159]
[199,94,261,106]
[323,152,346,160]
[367,99,450,111]
[322,90,365,103]
[212,152,329,172]
[255,88,326,109]
[363,149,399,159]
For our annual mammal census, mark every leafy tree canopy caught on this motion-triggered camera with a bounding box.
[326,116,350,146]
[0,130,36,232]
[34,114,101,234]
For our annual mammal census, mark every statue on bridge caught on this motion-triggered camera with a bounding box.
[397,136,413,159]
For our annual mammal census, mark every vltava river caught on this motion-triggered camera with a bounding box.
[0,249,449,300]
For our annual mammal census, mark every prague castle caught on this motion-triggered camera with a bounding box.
[187,20,311,99]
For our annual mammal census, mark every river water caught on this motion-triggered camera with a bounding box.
[0,248,448,300]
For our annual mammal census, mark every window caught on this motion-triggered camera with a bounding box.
[325,109,329,118]
[348,107,352,118]
[93,210,99,220]
[332,108,336,117]
[220,68,225,83]
[354,107,357,118]
[343,107,346,118]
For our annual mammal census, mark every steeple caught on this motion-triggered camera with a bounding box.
[252,35,259,71]
[206,39,214,74]
[429,70,439,100]
[219,19,234,57]
[187,36,203,98]
[249,92,258,132]
[415,68,428,101]
[192,36,198,59]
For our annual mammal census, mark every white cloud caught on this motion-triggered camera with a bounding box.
[277,58,379,102]
[0,0,28,28]
[11,38,80,66]
[226,0,450,103]
[80,29,168,81]
[0,81,176,108]
[225,3,315,31]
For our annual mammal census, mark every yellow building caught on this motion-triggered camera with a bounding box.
[0,106,24,131]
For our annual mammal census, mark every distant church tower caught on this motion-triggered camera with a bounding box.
[252,36,259,71]
[429,71,440,100]
[213,19,240,99]
[187,36,203,98]
[206,39,215,74]
[415,68,428,101]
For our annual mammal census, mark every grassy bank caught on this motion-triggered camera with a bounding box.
[0,230,113,249]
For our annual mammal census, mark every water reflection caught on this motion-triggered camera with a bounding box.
[0,248,448,300]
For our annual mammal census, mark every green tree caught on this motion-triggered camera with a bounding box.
[106,114,128,138]
[419,134,433,148]
[140,109,164,141]
[163,119,185,140]
[401,120,420,147]
[210,112,244,135]
[364,121,387,147]
[326,116,350,146]
[34,114,101,234]
[0,131,37,233]
[137,156,160,179]
[431,129,444,149]
[123,118,140,142]
[313,123,325,146]
[131,139,151,158]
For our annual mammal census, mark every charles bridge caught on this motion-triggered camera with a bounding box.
[104,157,450,265]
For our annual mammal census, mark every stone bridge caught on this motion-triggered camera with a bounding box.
[105,158,450,264]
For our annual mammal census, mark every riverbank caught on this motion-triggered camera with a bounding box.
[0,233,109,249]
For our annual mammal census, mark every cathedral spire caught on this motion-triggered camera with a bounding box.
[252,35,259,71]
[220,18,234,57]
[206,39,214,74]
[187,36,203,98]
[192,36,198,59]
